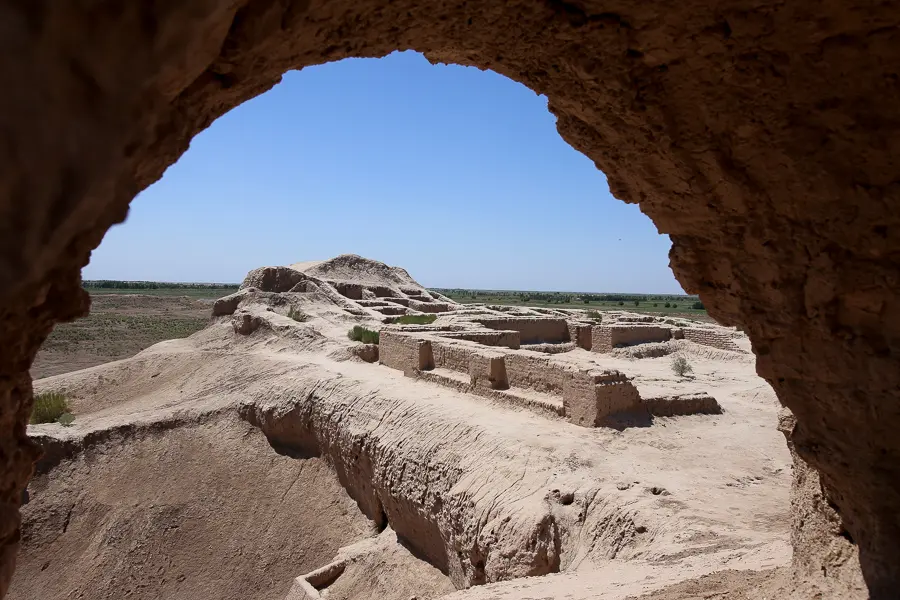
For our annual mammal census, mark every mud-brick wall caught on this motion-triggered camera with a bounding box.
[563,371,641,427]
[682,328,743,352]
[504,354,571,395]
[591,325,672,352]
[440,330,520,349]
[408,299,454,313]
[475,318,570,344]
[431,339,480,374]
[379,332,433,374]
[567,323,593,350]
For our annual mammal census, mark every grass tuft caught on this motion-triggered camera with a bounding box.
[348,326,380,344]
[389,314,437,325]
[30,391,71,425]
[671,355,693,378]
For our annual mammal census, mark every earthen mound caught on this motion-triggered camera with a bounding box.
[291,254,420,290]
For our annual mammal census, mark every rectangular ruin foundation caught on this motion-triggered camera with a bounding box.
[380,330,643,427]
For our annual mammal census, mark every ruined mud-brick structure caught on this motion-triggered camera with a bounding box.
[1,2,898,598]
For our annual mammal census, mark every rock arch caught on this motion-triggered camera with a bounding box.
[1,1,898,597]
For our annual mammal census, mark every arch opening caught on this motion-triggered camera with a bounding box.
[1,2,899,599]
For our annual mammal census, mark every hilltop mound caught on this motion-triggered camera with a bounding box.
[291,254,420,289]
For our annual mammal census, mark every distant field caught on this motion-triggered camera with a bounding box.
[86,287,237,299]
[433,288,709,318]
[32,291,218,379]
[84,281,239,300]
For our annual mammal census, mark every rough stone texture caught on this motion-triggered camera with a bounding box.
[0,1,898,596]
[778,409,867,598]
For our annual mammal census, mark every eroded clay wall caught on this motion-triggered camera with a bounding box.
[682,328,743,353]
[567,323,593,350]
[592,325,672,353]
[503,353,571,395]
[563,371,641,427]
[408,300,453,313]
[430,339,479,374]
[379,332,433,375]
[475,318,570,344]
[439,330,520,349]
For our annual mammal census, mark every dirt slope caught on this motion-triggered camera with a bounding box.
[10,414,375,600]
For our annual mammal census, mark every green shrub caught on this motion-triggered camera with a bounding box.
[585,310,603,322]
[671,355,693,378]
[288,306,310,322]
[348,326,380,344]
[390,314,437,325]
[30,392,71,425]
[692,301,705,310]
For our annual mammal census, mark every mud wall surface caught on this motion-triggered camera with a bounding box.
[1,0,900,596]
[592,326,672,353]
[503,354,571,396]
[379,332,433,374]
[475,319,570,344]
[681,328,743,353]
[439,330,521,349]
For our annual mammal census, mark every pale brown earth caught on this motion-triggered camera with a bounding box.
[31,294,211,379]
[2,3,899,597]
[15,257,797,600]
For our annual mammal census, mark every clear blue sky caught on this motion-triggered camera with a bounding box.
[84,51,685,294]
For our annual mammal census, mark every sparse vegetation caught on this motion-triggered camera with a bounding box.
[671,355,693,377]
[348,326,380,344]
[389,314,437,325]
[30,392,72,425]
[288,306,310,322]
[431,289,708,317]
[585,310,603,322]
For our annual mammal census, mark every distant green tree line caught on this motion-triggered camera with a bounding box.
[84,280,239,290]
[433,288,701,305]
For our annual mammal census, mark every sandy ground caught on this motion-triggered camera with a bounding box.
[17,258,792,600]
[20,322,790,599]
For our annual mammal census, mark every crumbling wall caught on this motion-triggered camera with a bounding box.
[475,318,570,344]
[333,282,363,300]
[642,393,722,417]
[378,332,433,375]
[439,330,520,349]
[563,371,642,427]
[408,300,453,313]
[503,354,571,395]
[240,266,307,293]
[430,339,479,374]
[592,326,672,353]
[681,328,743,353]
[567,323,593,350]
[1,0,899,595]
